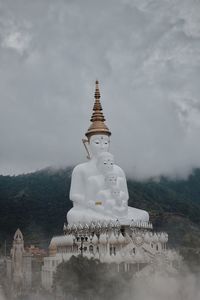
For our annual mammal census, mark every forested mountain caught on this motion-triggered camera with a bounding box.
[0,167,200,265]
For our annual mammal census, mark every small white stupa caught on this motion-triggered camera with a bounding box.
[11,229,24,286]
[41,81,179,291]
[6,229,32,292]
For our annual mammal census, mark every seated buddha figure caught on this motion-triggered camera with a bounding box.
[66,81,149,225]
[96,172,128,217]
[86,151,115,211]
[92,152,128,216]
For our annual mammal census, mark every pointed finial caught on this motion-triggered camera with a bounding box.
[85,80,111,139]
[95,80,100,99]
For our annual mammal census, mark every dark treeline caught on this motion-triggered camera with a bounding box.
[53,255,129,300]
[0,167,200,265]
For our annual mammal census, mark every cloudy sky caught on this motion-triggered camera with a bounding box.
[0,0,200,179]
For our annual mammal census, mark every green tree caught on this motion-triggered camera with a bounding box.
[53,255,128,300]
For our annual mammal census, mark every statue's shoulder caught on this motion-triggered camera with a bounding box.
[72,161,95,177]
[72,162,88,174]
[113,164,126,176]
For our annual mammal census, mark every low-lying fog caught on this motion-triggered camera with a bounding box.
[1,267,199,300]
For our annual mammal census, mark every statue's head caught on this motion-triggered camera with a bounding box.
[89,134,110,157]
[84,82,111,159]
[104,171,118,187]
[96,151,114,174]
[111,186,120,200]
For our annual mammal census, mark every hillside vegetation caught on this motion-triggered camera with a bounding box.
[0,167,200,267]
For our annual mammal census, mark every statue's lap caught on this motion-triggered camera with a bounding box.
[67,206,149,225]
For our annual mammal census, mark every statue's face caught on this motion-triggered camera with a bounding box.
[111,186,120,200]
[105,172,117,186]
[97,152,114,174]
[89,135,110,156]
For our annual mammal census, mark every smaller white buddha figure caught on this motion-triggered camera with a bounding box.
[111,186,128,216]
[86,151,115,211]
[96,171,128,217]
[87,152,127,216]
[96,151,114,175]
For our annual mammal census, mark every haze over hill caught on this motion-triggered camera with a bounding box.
[0,0,200,179]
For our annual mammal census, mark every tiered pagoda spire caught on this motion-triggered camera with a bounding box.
[85,80,111,139]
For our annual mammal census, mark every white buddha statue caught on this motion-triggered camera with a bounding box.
[67,81,149,225]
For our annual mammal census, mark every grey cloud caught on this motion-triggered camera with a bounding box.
[0,0,200,179]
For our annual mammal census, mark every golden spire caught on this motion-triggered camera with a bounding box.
[85,80,111,139]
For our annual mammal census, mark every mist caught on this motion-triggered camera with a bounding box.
[117,270,200,300]
[5,268,200,300]
[0,289,5,300]
[0,0,200,180]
